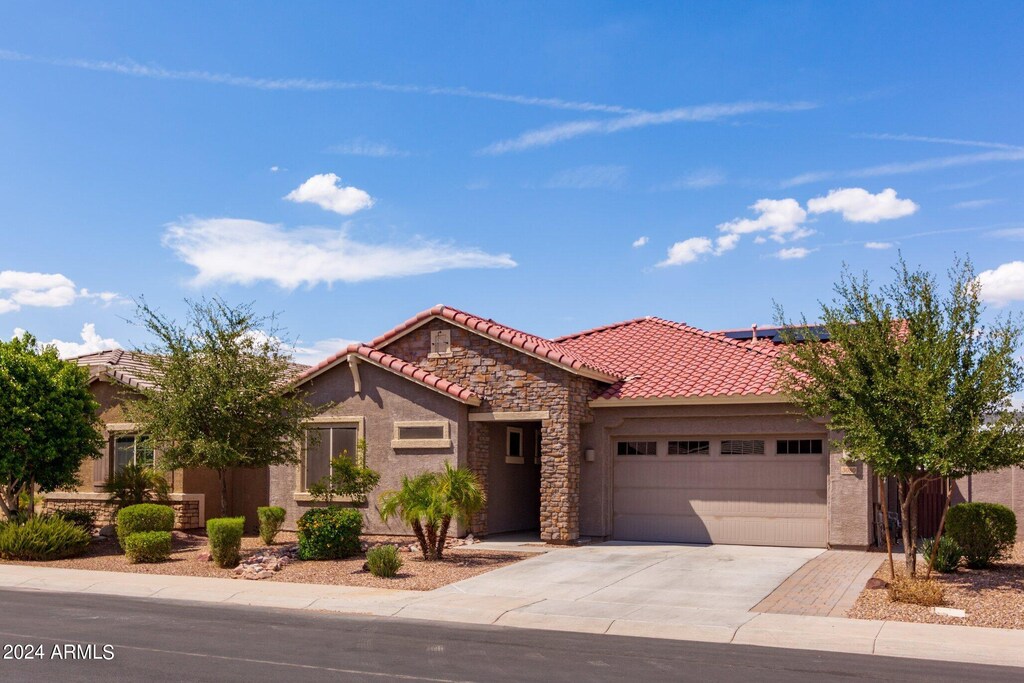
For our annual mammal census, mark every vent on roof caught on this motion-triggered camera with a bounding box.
[430,329,451,355]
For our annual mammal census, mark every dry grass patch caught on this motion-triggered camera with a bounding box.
[887,575,944,606]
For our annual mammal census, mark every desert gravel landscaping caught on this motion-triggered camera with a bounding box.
[848,542,1024,629]
[0,531,525,592]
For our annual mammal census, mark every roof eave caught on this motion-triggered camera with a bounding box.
[589,393,789,407]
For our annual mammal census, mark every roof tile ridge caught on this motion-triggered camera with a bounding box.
[551,316,652,342]
[645,316,780,358]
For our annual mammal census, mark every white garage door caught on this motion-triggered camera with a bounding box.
[613,439,827,548]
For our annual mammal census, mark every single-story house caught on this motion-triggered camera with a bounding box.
[55,306,1024,547]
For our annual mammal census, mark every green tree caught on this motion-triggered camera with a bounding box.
[776,257,1024,575]
[0,333,103,521]
[124,298,319,517]
[307,439,381,504]
[379,463,485,560]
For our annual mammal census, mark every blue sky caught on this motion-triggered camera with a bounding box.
[2,2,1023,363]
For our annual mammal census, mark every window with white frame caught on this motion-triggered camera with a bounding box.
[505,427,525,464]
[113,434,154,471]
[304,424,359,490]
[392,420,451,449]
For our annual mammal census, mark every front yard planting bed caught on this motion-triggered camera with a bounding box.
[0,531,524,591]
[848,542,1024,629]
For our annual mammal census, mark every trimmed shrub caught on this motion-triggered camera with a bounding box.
[919,535,963,574]
[56,509,97,532]
[207,517,245,568]
[366,544,403,578]
[257,506,286,545]
[945,502,1017,568]
[0,515,91,561]
[296,507,362,560]
[123,531,172,564]
[888,575,944,606]
[116,504,175,550]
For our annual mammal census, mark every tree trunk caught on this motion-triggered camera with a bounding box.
[899,478,917,576]
[0,485,16,522]
[217,468,229,518]
[411,520,429,560]
[425,522,439,560]
[27,476,35,520]
[877,476,895,580]
[436,516,452,560]
[925,479,955,580]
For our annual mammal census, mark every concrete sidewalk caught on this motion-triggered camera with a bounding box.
[1,562,1022,670]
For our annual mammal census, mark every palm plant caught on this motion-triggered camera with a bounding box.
[379,463,485,560]
[101,463,171,511]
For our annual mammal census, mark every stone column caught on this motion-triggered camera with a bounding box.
[539,414,580,543]
[467,421,490,535]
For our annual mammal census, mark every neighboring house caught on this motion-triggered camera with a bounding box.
[53,308,1023,546]
[43,349,303,531]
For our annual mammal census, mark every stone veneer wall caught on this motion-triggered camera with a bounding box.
[43,496,203,530]
[385,319,601,543]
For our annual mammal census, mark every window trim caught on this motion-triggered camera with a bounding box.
[719,439,766,456]
[615,440,659,457]
[505,427,525,464]
[296,416,365,496]
[391,420,452,449]
[112,433,155,471]
[667,440,711,456]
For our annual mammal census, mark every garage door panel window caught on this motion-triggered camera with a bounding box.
[616,441,657,456]
[720,439,765,456]
[667,440,710,456]
[776,439,823,455]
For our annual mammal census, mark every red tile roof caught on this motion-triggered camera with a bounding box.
[555,317,784,401]
[74,349,309,391]
[294,343,481,405]
[371,304,619,379]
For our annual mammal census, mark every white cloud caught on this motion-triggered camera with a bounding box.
[715,233,740,254]
[657,237,713,266]
[327,138,409,158]
[654,169,726,191]
[806,188,918,223]
[865,241,894,250]
[632,236,649,248]
[270,165,282,173]
[0,48,640,115]
[783,149,1024,187]
[284,173,375,215]
[718,198,808,242]
[291,337,360,366]
[163,217,516,287]
[952,198,998,209]
[482,100,817,154]
[15,323,121,358]
[546,165,627,190]
[776,247,812,260]
[977,261,1024,306]
[0,271,120,313]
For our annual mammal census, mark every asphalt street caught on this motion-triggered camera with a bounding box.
[0,588,1018,682]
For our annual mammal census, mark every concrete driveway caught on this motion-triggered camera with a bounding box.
[412,542,823,639]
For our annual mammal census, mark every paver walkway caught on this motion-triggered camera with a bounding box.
[752,550,884,617]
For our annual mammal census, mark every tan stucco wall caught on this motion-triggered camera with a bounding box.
[579,402,874,546]
[270,360,469,535]
[954,467,1024,540]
